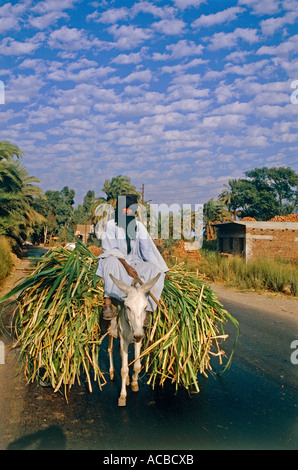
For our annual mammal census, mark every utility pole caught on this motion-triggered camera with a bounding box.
[141,184,144,223]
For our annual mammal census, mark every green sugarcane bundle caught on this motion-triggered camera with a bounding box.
[0,242,107,398]
[0,240,239,398]
[142,264,239,392]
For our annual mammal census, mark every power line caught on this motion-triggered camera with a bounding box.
[145,157,298,195]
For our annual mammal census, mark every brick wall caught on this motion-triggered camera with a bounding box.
[245,227,298,261]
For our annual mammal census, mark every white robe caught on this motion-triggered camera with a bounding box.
[96,220,168,311]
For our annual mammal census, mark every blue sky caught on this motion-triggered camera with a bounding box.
[0,0,297,207]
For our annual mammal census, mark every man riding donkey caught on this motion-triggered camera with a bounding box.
[96,194,169,326]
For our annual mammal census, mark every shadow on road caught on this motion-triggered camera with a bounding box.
[6,425,67,450]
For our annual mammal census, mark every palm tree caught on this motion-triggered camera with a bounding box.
[0,140,23,161]
[91,175,140,230]
[0,141,45,247]
[102,175,140,206]
[203,198,231,240]
[218,179,244,221]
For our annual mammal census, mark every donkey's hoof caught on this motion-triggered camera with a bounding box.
[131,382,139,392]
[118,396,126,407]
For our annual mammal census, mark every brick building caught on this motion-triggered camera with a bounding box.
[74,224,94,244]
[213,221,298,262]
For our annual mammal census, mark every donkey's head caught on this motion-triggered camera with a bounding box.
[109,273,161,343]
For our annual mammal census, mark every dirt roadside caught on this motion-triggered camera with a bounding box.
[211,282,297,324]
[0,254,32,450]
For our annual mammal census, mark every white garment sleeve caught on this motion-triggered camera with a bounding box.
[98,221,125,259]
[137,222,169,272]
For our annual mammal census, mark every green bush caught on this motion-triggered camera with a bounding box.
[0,236,13,283]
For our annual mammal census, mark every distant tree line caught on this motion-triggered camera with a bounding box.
[203,166,298,239]
[0,140,297,250]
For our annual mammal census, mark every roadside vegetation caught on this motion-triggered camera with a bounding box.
[198,252,297,296]
[164,242,297,297]
[0,236,13,283]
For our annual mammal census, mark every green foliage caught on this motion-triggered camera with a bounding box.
[0,236,13,282]
[32,186,77,243]
[203,198,231,240]
[217,167,298,221]
[0,141,44,249]
[102,175,140,203]
[0,141,23,161]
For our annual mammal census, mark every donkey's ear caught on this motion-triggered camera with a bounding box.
[141,272,161,294]
[110,274,130,294]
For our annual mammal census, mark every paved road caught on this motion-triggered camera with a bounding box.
[0,249,297,450]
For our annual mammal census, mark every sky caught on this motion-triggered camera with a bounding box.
[0,0,297,207]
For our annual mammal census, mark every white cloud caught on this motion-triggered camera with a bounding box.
[5,74,45,103]
[167,84,209,101]
[105,69,153,85]
[0,1,29,34]
[257,103,298,118]
[19,58,49,74]
[225,50,251,63]
[131,2,176,19]
[214,81,239,104]
[88,2,176,25]
[2,0,297,207]
[48,26,105,50]
[224,59,269,76]
[237,0,281,15]
[172,0,206,10]
[208,27,259,50]
[111,49,146,64]
[26,106,62,124]
[257,34,298,56]
[212,101,253,116]
[192,7,244,29]
[31,0,81,14]
[152,19,186,35]
[202,114,246,129]
[167,39,204,58]
[161,58,207,74]
[108,24,153,49]
[29,11,68,29]
[252,91,289,106]
[48,64,115,82]
[272,57,298,77]
[0,33,44,55]
[260,11,298,35]
[91,7,129,23]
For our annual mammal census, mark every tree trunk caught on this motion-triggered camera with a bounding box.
[43,225,47,245]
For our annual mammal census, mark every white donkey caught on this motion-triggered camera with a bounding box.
[108,272,161,407]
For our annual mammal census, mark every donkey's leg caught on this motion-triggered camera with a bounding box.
[118,337,129,407]
[131,341,142,392]
[108,335,114,381]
